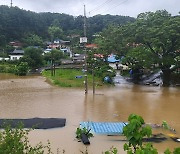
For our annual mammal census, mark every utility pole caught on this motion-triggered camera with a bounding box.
[84,5,88,94]
[10,0,13,7]
[92,66,95,94]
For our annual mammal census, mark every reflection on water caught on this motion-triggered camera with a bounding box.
[0,73,179,153]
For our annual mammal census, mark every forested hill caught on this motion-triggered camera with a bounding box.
[0,5,135,44]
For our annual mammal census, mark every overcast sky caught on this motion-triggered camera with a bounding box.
[0,0,179,17]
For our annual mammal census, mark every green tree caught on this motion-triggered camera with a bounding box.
[123,11,180,86]
[15,62,29,76]
[23,34,43,47]
[0,124,52,154]
[48,26,63,42]
[123,114,157,154]
[0,35,6,47]
[95,10,180,86]
[20,47,44,69]
[0,5,134,47]
[43,49,64,65]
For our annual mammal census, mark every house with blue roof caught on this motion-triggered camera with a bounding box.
[107,54,120,63]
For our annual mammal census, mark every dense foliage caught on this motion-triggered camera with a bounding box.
[15,62,29,76]
[95,10,180,86]
[76,127,93,140]
[19,47,44,69]
[123,114,157,154]
[87,51,116,82]
[0,124,52,154]
[43,49,64,66]
[122,114,180,154]
[0,5,134,47]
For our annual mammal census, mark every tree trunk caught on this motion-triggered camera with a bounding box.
[162,67,171,86]
[132,68,142,84]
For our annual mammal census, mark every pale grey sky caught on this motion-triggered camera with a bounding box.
[0,0,179,17]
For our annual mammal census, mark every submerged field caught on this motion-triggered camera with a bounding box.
[42,68,104,88]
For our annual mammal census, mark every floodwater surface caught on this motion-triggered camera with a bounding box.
[0,73,179,153]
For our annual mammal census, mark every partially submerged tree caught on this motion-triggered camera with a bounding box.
[95,10,180,86]
[20,47,44,69]
[127,10,180,86]
[15,62,29,76]
[123,114,158,154]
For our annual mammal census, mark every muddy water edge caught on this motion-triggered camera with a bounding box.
[0,73,179,153]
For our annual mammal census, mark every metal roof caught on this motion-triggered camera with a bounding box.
[107,54,120,63]
[11,50,24,54]
[80,121,127,135]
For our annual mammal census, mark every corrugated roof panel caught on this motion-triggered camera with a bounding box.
[80,122,127,135]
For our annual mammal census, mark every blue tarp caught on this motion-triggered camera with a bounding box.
[80,122,127,135]
[107,54,120,63]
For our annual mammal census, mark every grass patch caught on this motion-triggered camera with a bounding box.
[42,69,104,88]
[0,64,16,73]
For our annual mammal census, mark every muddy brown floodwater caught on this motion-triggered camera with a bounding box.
[0,73,179,154]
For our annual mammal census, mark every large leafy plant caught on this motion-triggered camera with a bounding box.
[76,127,93,140]
[123,114,157,154]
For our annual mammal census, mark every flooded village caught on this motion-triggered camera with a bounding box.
[0,2,180,154]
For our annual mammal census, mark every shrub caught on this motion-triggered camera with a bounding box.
[123,114,157,154]
[76,127,93,140]
[0,124,52,154]
[15,62,29,76]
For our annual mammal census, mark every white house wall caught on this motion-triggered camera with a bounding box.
[10,55,23,60]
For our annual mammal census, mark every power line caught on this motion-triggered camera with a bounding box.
[89,0,114,15]
[98,0,129,15]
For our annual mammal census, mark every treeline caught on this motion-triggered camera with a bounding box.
[0,5,135,46]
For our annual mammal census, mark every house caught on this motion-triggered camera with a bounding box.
[86,44,98,49]
[9,41,23,48]
[9,49,24,60]
[43,48,52,54]
[48,44,60,49]
[53,39,70,47]
[54,39,61,44]
[60,47,72,57]
[107,54,120,63]
[72,54,85,64]
[0,57,10,61]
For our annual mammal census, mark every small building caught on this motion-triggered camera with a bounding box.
[9,41,23,48]
[54,39,61,44]
[54,39,70,46]
[107,54,120,63]
[72,54,85,64]
[60,47,72,57]
[43,48,52,54]
[9,49,24,60]
[86,44,98,49]
[48,44,60,49]
[0,57,10,61]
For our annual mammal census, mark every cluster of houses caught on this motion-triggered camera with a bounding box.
[0,39,127,70]
[0,39,73,61]
[0,39,101,65]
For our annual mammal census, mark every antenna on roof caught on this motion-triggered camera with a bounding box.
[10,0,13,7]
